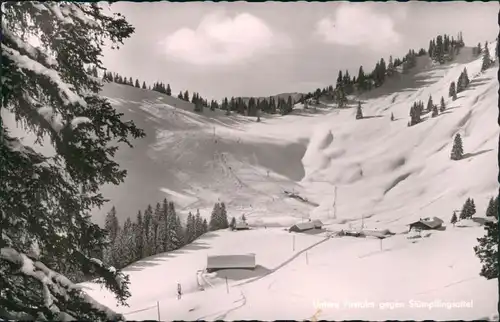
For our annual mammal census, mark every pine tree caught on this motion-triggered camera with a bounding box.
[485,197,495,217]
[440,96,446,112]
[220,202,229,228]
[463,68,470,87]
[493,196,498,219]
[387,55,395,76]
[336,70,343,88]
[178,91,183,100]
[336,87,347,108]
[355,101,363,119]
[183,90,189,101]
[156,200,168,253]
[142,81,147,89]
[104,206,120,244]
[134,79,140,88]
[230,217,236,230]
[427,95,433,112]
[470,198,476,217]
[152,202,162,253]
[474,220,498,279]
[194,210,204,238]
[450,211,458,226]
[110,223,126,268]
[209,203,221,231]
[167,202,182,249]
[435,35,445,63]
[390,113,395,121]
[449,82,456,99]
[134,211,144,260]
[166,84,172,96]
[450,133,464,160]
[432,105,438,118]
[185,212,196,243]
[121,217,135,265]
[481,41,492,71]
[143,204,154,256]
[409,104,419,126]
[1,3,142,319]
[202,219,208,233]
[357,66,366,91]
[459,198,471,220]
[485,196,498,218]
[496,37,499,60]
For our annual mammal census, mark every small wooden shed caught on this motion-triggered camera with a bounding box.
[408,217,444,232]
[206,254,256,272]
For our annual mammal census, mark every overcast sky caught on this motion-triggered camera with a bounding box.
[101,1,498,101]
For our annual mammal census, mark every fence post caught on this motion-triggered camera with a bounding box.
[225,276,229,294]
[157,301,160,321]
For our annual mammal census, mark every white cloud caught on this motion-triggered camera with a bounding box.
[162,11,286,66]
[315,4,401,51]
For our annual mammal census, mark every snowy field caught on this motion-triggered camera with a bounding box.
[76,43,499,320]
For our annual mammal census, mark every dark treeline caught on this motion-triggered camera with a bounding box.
[301,32,467,106]
[302,48,422,105]
[210,95,294,116]
[103,200,230,270]
[100,69,295,117]
[428,32,465,64]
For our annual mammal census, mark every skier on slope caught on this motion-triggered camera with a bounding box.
[177,283,182,300]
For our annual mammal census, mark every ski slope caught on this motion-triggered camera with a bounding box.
[79,44,499,320]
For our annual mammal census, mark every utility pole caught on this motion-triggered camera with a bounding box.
[333,186,337,219]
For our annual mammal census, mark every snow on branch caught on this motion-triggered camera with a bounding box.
[37,106,65,133]
[2,44,87,108]
[31,2,49,12]
[22,92,92,133]
[48,3,74,25]
[0,247,124,321]
[1,21,58,68]
[22,91,66,134]
[69,4,100,28]
[70,117,92,130]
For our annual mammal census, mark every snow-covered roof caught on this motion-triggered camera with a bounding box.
[234,222,249,229]
[290,222,315,231]
[207,254,256,270]
[290,219,323,231]
[409,216,444,229]
[311,219,323,227]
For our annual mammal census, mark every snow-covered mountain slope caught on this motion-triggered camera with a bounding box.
[80,44,498,320]
[94,83,322,226]
[302,46,498,233]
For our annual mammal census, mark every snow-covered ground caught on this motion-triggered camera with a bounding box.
[77,44,499,320]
